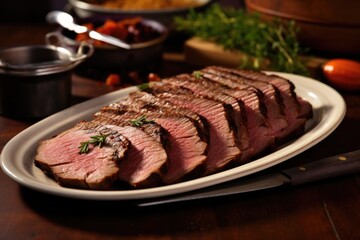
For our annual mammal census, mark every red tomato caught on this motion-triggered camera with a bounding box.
[322,59,360,91]
[147,73,161,82]
[105,73,121,86]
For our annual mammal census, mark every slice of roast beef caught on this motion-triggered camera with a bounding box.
[34,122,129,190]
[162,74,252,161]
[94,104,169,147]
[103,124,167,188]
[192,69,275,156]
[202,67,288,141]
[146,82,242,174]
[128,91,209,144]
[95,105,208,184]
[210,67,313,142]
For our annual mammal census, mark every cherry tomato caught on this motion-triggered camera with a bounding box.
[322,59,360,91]
[105,73,121,87]
[147,73,161,82]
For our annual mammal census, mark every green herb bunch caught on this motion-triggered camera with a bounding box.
[175,4,308,75]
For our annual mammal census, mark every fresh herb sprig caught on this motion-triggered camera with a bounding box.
[137,83,150,91]
[130,115,155,127]
[175,4,308,75]
[193,71,203,78]
[78,133,110,154]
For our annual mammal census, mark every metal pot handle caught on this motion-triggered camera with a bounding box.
[45,31,94,64]
[72,41,94,63]
[45,31,71,48]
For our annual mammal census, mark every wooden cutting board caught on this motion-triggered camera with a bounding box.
[184,37,245,68]
[183,37,328,76]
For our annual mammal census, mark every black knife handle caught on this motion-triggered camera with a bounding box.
[281,149,360,186]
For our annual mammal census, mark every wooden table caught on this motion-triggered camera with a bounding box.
[1,21,360,240]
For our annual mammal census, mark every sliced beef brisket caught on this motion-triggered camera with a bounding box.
[35,65,313,190]
[104,125,167,188]
[95,104,208,184]
[194,69,275,156]
[34,122,129,189]
[146,82,242,174]
[204,67,288,134]
[210,67,313,142]
[163,74,252,161]
[128,91,209,144]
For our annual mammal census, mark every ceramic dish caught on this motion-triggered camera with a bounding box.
[0,72,346,200]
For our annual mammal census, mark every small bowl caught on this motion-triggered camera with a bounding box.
[47,17,168,80]
[0,44,93,119]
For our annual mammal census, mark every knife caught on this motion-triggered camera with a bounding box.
[136,149,360,206]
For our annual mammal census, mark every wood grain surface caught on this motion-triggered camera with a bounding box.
[1,14,360,240]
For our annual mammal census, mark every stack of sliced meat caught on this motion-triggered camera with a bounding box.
[35,66,313,190]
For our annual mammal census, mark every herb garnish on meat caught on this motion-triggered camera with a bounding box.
[193,71,203,78]
[137,83,150,91]
[130,115,155,127]
[78,134,110,154]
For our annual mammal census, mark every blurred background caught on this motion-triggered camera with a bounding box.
[0,0,67,23]
[0,0,244,23]
[0,0,359,92]
[1,0,358,56]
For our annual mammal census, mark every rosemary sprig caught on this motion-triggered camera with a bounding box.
[78,133,110,154]
[193,71,203,78]
[130,115,155,127]
[137,83,150,91]
[174,4,308,75]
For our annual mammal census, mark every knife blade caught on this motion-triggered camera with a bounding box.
[136,149,360,207]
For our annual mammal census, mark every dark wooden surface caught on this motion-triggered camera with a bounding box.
[1,19,360,240]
